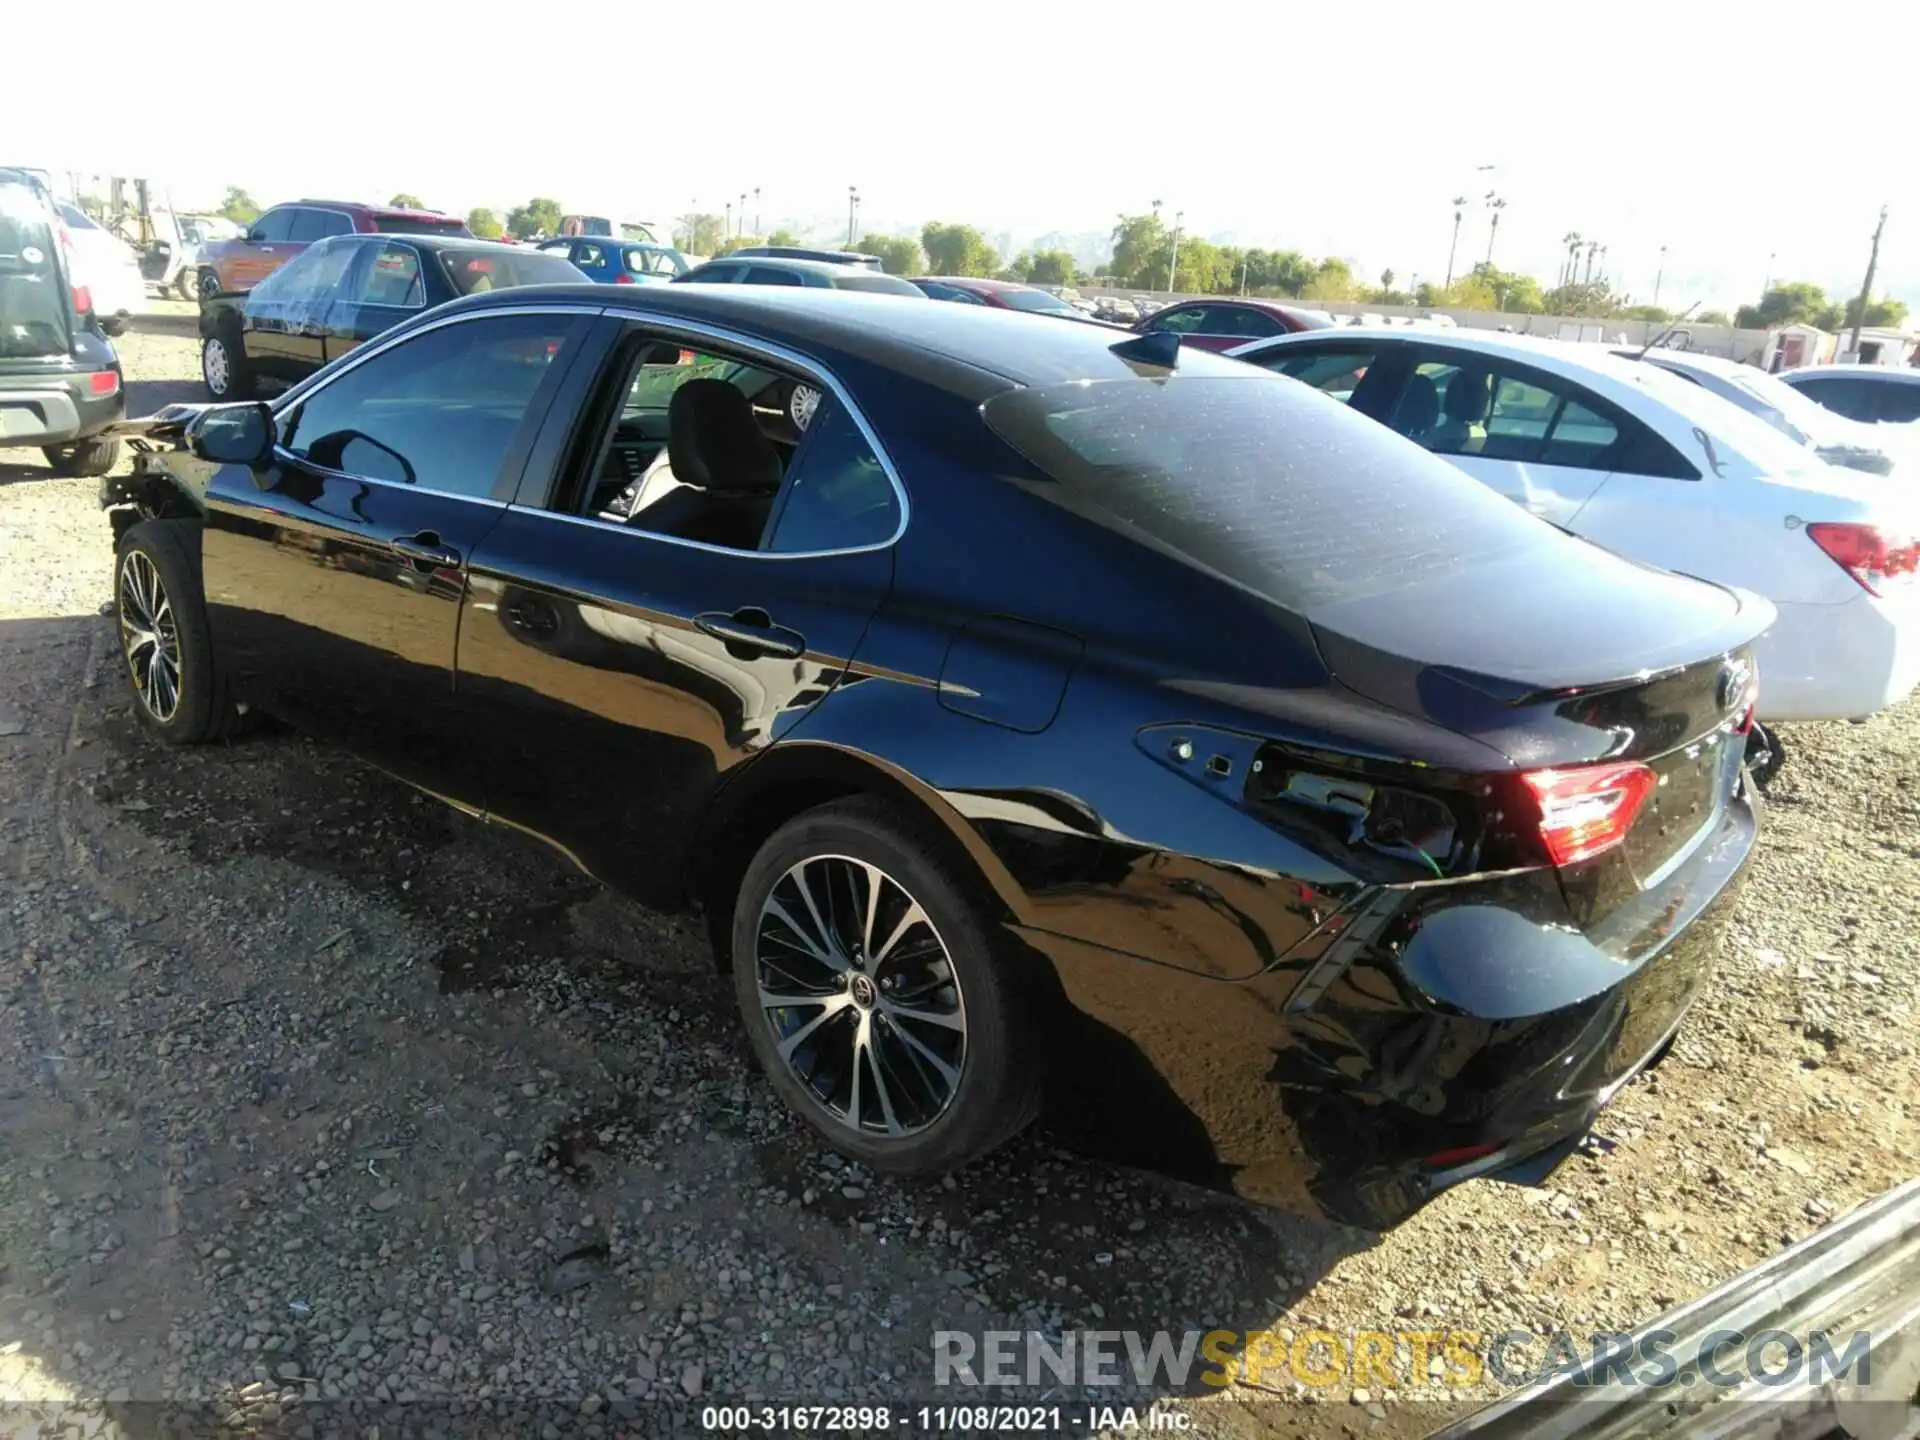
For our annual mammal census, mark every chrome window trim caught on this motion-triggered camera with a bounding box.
[258,458,512,510]
[270,301,911,562]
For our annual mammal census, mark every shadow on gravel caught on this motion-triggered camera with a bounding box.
[124,379,206,414]
[123,309,203,341]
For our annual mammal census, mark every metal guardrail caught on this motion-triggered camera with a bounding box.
[1431,1178,1920,1440]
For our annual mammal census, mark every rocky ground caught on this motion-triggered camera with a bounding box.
[0,299,1915,1438]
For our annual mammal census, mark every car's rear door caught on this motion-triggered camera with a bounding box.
[203,305,595,803]
[452,317,901,903]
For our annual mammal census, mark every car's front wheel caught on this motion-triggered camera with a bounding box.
[197,268,221,300]
[201,333,254,401]
[731,798,1039,1174]
[113,519,242,744]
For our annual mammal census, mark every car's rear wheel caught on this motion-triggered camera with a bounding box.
[99,316,128,337]
[41,437,121,478]
[113,519,242,745]
[201,333,253,401]
[176,271,199,302]
[731,798,1039,1174]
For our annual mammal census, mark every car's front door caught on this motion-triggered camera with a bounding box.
[224,207,299,292]
[453,321,901,902]
[202,307,595,802]
[321,240,428,366]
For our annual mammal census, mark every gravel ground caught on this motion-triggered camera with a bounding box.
[1,298,1915,1438]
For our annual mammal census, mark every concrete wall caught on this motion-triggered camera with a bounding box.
[1073,286,1773,363]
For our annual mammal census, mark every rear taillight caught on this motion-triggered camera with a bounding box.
[613,272,636,284]
[1807,521,1919,597]
[1521,761,1656,867]
[88,370,119,396]
[70,284,93,314]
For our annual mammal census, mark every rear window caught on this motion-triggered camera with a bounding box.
[999,289,1077,315]
[835,272,923,295]
[982,376,1565,610]
[1,178,70,357]
[373,213,471,237]
[434,246,582,296]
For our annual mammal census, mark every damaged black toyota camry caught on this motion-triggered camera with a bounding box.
[98,286,1768,1227]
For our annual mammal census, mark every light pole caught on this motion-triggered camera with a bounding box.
[847,186,859,247]
[1445,195,1468,289]
[754,187,761,235]
[1653,245,1667,306]
[724,200,732,241]
[738,192,747,238]
[1763,252,1776,294]
[1167,210,1183,294]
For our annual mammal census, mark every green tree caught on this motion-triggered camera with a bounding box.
[1109,212,1168,287]
[1619,304,1674,322]
[1543,280,1621,317]
[1471,262,1546,314]
[1842,294,1909,330]
[505,197,564,241]
[1169,237,1234,295]
[1027,249,1076,285]
[767,227,802,247]
[713,234,766,258]
[466,207,505,239]
[1301,257,1356,302]
[389,192,427,210]
[857,233,925,275]
[675,213,729,255]
[1734,282,1834,330]
[921,222,998,277]
[218,186,260,225]
[1696,309,1732,326]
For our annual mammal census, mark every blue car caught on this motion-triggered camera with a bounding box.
[535,236,689,285]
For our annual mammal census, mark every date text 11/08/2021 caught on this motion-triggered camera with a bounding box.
[699,1405,1191,1431]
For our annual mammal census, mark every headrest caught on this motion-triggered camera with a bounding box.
[1441,367,1492,425]
[1394,372,1440,433]
[667,379,783,498]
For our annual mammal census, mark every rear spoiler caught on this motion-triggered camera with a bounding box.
[1429,1177,1920,1439]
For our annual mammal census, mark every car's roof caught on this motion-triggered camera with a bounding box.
[328,233,531,257]
[1779,363,1920,385]
[295,198,459,221]
[918,276,1039,294]
[1625,347,1750,378]
[732,245,880,262]
[442,283,1258,399]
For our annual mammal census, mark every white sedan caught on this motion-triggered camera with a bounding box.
[56,203,144,336]
[1777,363,1920,426]
[1227,328,1920,726]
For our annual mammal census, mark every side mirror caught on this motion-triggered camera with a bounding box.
[188,402,274,467]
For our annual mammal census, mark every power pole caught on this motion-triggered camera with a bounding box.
[1848,205,1889,357]
[847,187,859,247]
[1167,211,1183,295]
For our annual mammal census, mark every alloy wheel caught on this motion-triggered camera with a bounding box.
[754,854,967,1138]
[118,550,182,723]
[202,339,229,395]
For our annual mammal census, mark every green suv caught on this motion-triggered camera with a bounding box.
[1,167,125,477]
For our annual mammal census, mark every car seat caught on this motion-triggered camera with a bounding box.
[1430,367,1491,452]
[1391,372,1441,440]
[626,379,782,549]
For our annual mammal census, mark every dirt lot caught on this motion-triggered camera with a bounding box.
[1,298,1916,1437]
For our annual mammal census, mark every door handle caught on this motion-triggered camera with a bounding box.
[390,531,461,568]
[694,608,805,659]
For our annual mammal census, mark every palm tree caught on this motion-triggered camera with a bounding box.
[1445,195,1469,288]
[1561,231,1582,286]
[1483,195,1508,266]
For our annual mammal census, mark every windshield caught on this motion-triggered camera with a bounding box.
[56,203,101,232]
[983,375,1570,610]
[999,289,1078,315]
[373,214,470,236]
[1623,360,1823,478]
[435,246,583,295]
[0,177,71,358]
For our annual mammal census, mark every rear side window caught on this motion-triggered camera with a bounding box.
[766,398,899,552]
[1268,348,1377,403]
[743,266,805,287]
[573,242,608,268]
[1790,375,1879,422]
[436,246,581,295]
[1877,384,1920,423]
[288,209,344,242]
[351,242,425,308]
[680,264,739,284]
[983,376,1566,610]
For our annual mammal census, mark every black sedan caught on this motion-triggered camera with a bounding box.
[100,287,1766,1227]
[197,233,582,401]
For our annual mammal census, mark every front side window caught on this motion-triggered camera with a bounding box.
[1149,305,1212,334]
[1392,357,1620,467]
[743,266,805,287]
[248,209,295,243]
[573,242,608,269]
[253,238,354,306]
[625,245,688,277]
[680,264,739,284]
[351,242,425,308]
[282,314,575,498]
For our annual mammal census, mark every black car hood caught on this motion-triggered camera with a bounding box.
[1307,542,1773,711]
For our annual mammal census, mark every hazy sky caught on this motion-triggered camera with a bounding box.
[12,0,1915,310]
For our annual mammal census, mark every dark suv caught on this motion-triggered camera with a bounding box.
[195,201,471,299]
[1,166,125,477]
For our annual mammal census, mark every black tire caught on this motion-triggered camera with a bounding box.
[42,437,121,478]
[175,271,199,302]
[1746,722,1784,791]
[112,519,243,745]
[731,797,1040,1174]
[100,316,128,338]
[197,268,221,300]
[201,330,254,401]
